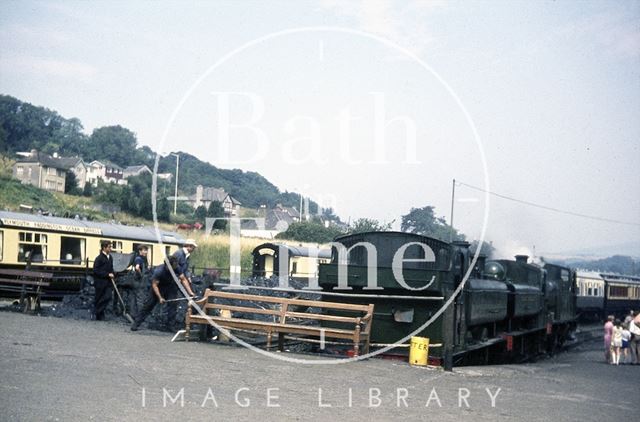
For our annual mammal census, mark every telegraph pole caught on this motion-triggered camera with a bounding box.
[171,153,180,215]
[449,178,456,243]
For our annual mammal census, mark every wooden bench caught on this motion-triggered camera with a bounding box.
[0,269,53,312]
[185,289,375,357]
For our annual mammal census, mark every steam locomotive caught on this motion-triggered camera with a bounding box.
[318,231,578,367]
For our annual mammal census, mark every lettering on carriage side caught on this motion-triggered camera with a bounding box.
[3,218,102,235]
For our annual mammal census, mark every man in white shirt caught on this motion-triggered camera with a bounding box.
[629,311,640,365]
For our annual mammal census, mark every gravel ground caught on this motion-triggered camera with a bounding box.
[0,311,637,421]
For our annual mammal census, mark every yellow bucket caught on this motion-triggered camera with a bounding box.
[409,336,429,366]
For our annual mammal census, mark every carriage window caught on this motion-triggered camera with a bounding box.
[0,230,3,260]
[609,286,628,298]
[60,237,85,264]
[560,269,569,282]
[133,243,152,267]
[588,287,592,296]
[18,231,47,263]
[101,239,123,253]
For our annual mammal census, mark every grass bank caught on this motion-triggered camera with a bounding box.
[187,232,323,278]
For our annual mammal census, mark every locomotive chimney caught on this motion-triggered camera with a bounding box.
[515,254,529,264]
[475,255,487,276]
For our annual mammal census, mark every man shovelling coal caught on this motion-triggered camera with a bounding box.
[130,254,196,332]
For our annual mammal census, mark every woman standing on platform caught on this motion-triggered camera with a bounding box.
[603,315,614,363]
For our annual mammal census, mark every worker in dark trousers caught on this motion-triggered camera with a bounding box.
[172,238,197,292]
[130,255,194,332]
[125,244,150,316]
[93,240,115,321]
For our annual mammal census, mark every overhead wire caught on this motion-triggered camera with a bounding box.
[456,181,640,227]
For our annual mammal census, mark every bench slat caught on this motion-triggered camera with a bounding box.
[209,290,372,312]
[284,311,362,324]
[204,303,281,317]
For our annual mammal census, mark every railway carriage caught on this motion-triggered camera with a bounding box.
[251,243,331,281]
[575,271,639,320]
[575,271,605,320]
[601,273,640,317]
[0,211,184,295]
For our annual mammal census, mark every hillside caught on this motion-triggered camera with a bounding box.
[0,94,317,211]
[0,176,166,226]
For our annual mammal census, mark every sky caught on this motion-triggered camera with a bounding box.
[1,0,639,257]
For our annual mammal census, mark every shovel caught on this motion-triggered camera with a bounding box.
[164,296,197,303]
[110,278,134,324]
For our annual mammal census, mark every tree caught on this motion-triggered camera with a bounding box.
[275,221,344,243]
[348,218,392,234]
[321,207,341,223]
[156,197,171,222]
[0,154,15,179]
[86,126,138,166]
[194,205,207,221]
[83,182,93,197]
[64,170,80,194]
[401,205,465,242]
[207,200,226,230]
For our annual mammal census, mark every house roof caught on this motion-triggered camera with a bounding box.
[16,151,68,170]
[190,186,241,205]
[101,160,123,170]
[263,208,296,230]
[201,187,228,202]
[57,157,85,170]
[90,160,123,170]
[275,204,300,218]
